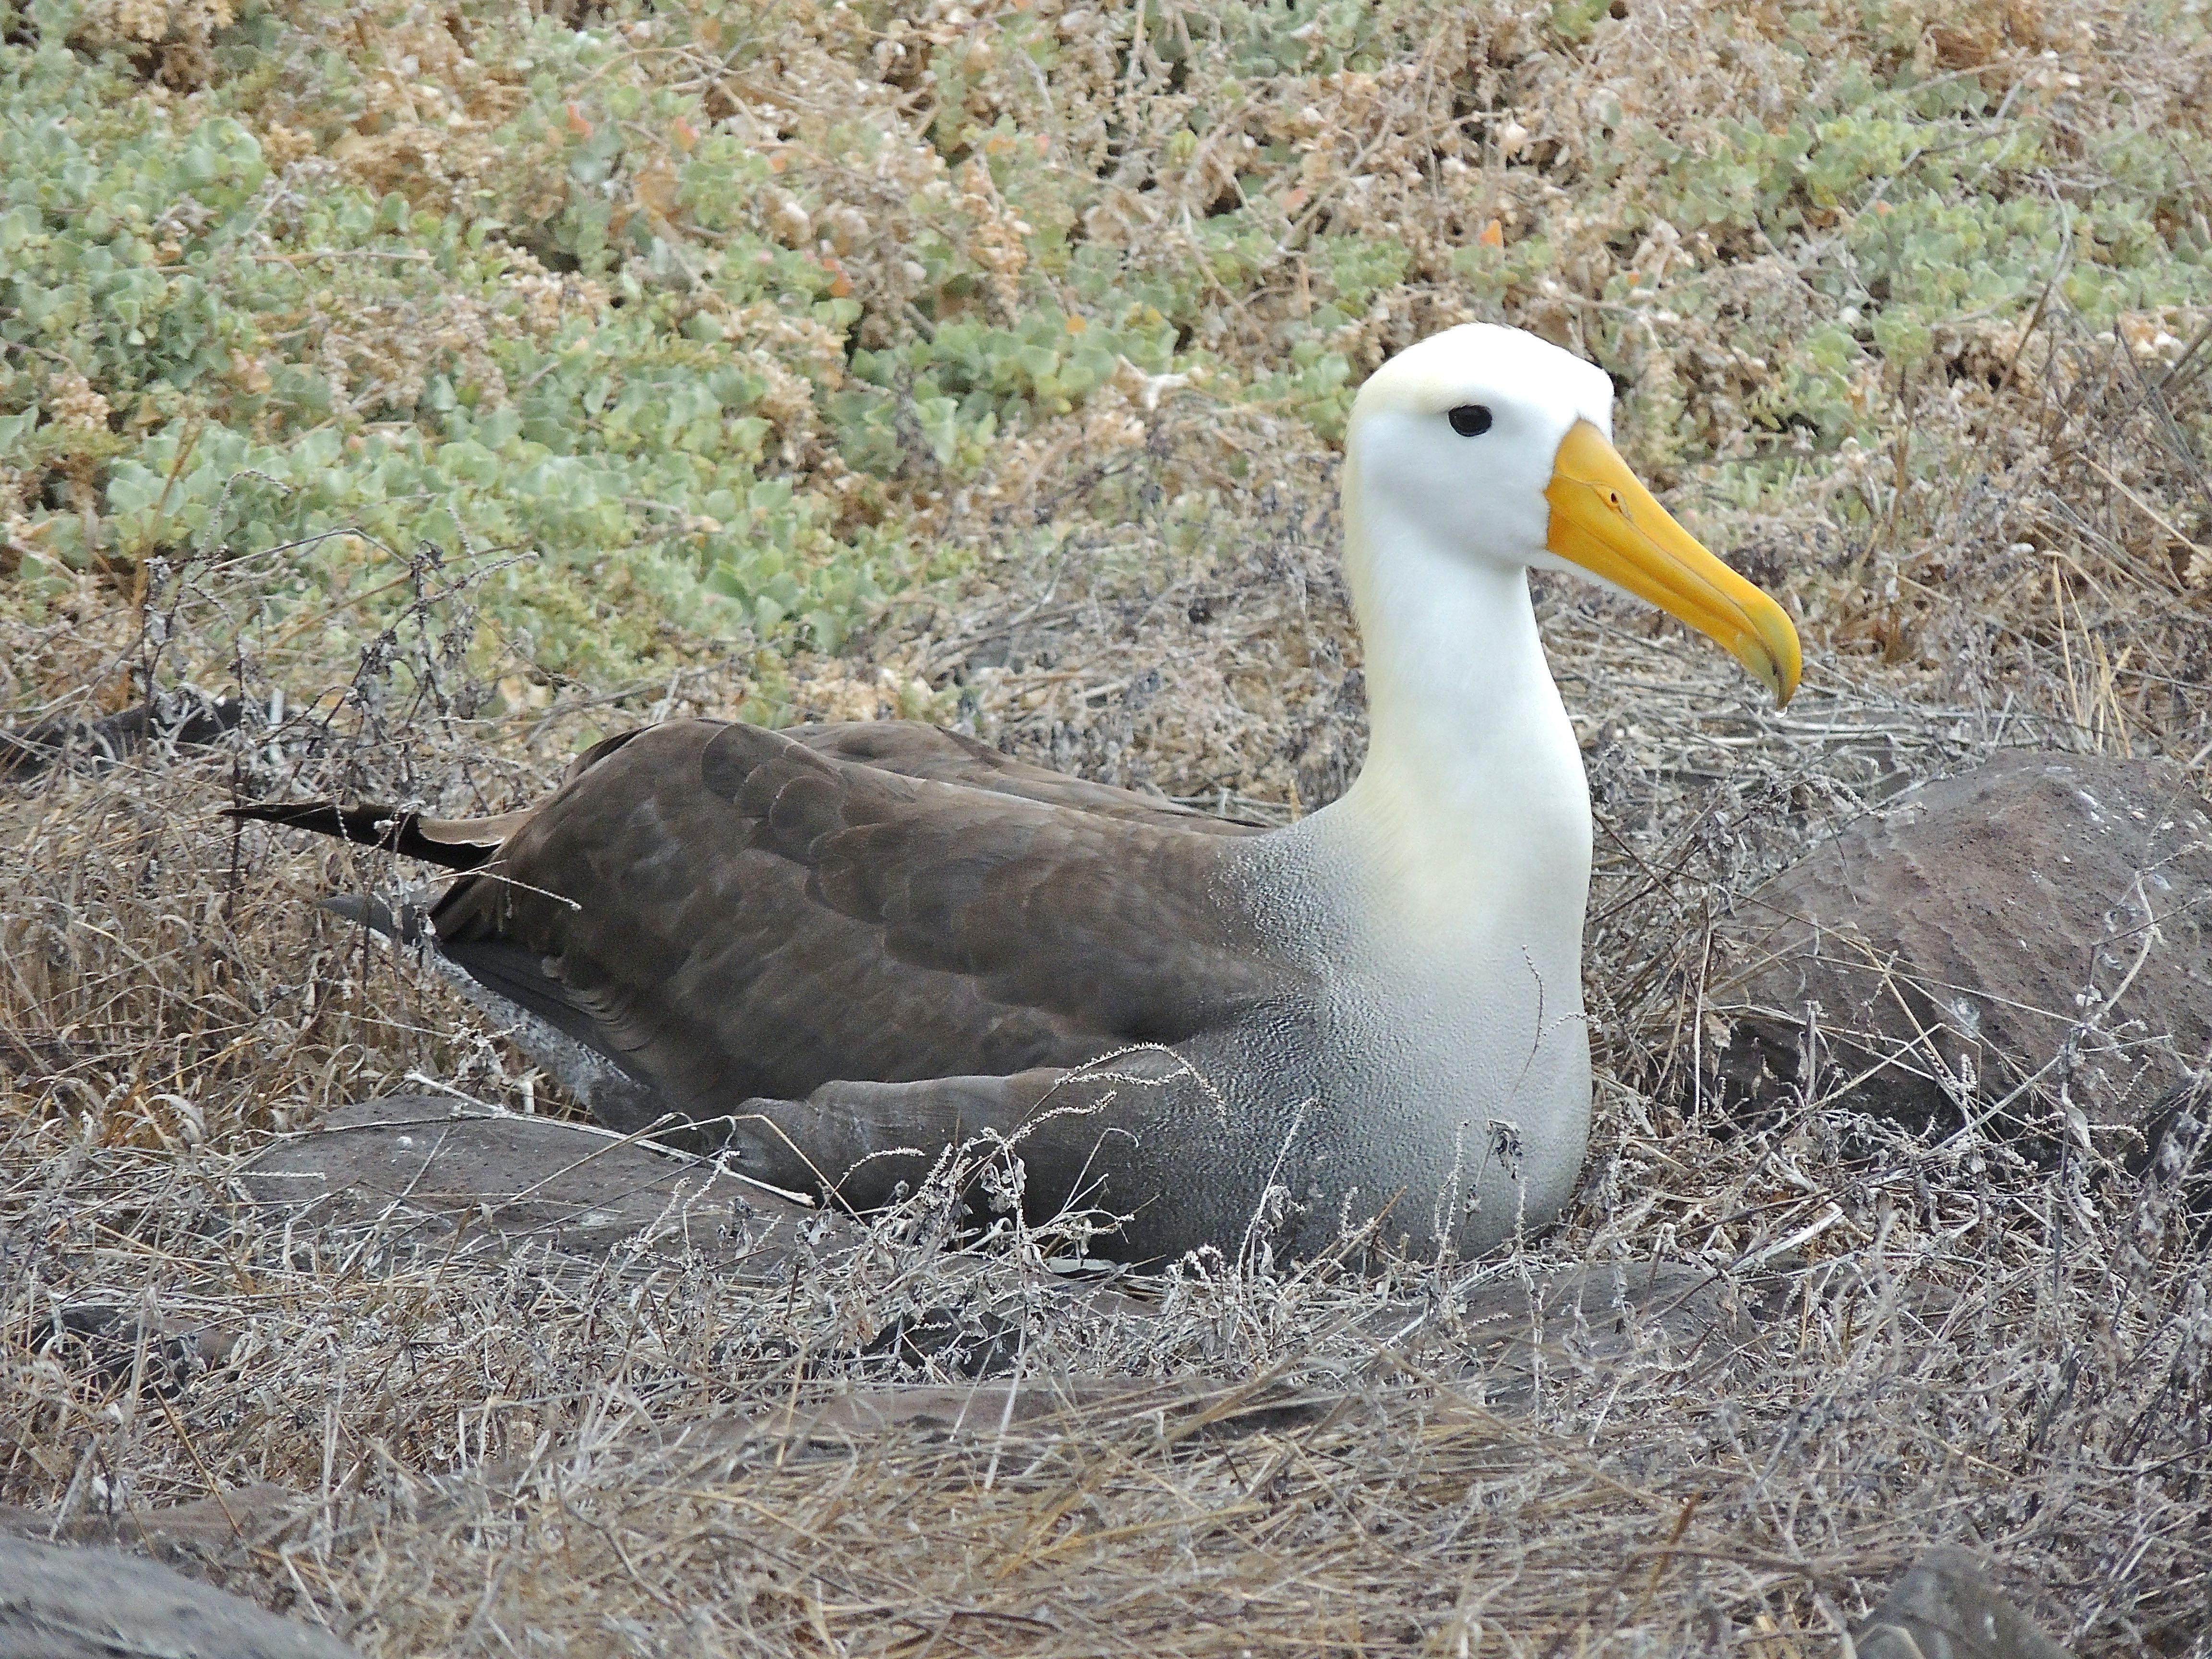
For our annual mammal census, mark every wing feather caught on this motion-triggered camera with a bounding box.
[789,721,1265,834]
[416,720,1294,1118]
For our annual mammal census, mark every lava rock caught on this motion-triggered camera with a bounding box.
[0,1529,361,1659]
[0,687,248,781]
[238,1094,845,1273]
[1706,751,2212,1143]
[1852,1547,2072,1659]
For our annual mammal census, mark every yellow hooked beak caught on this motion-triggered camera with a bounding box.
[1544,421,1801,704]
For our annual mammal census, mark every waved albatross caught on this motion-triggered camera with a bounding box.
[239,325,1800,1263]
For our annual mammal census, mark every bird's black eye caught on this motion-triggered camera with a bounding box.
[1447,404,1493,437]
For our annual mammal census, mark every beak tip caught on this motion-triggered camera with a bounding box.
[1545,422,1804,708]
[1752,609,1802,708]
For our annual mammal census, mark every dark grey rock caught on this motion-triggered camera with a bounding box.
[237,1094,849,1274]
[0,1529,360,1659]
[1707,751,2212,1142]
[0,688,249,781]
[1853,1547,2072,1658]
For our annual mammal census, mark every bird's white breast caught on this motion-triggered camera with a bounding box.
[1226,705,1595,1249]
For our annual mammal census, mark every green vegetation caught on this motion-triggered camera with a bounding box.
[2,0,2207,693]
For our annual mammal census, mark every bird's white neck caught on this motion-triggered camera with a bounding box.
[1228,452,1598,1249]
[1318,496,1593,926]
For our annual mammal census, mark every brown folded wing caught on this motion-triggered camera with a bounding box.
[421,720,1292,1120]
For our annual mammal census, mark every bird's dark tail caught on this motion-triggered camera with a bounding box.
[226,800,523,870]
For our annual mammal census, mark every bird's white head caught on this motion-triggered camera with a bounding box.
[1346,323,1800,703]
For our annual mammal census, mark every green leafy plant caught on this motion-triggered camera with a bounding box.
[2,0,2206,691]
